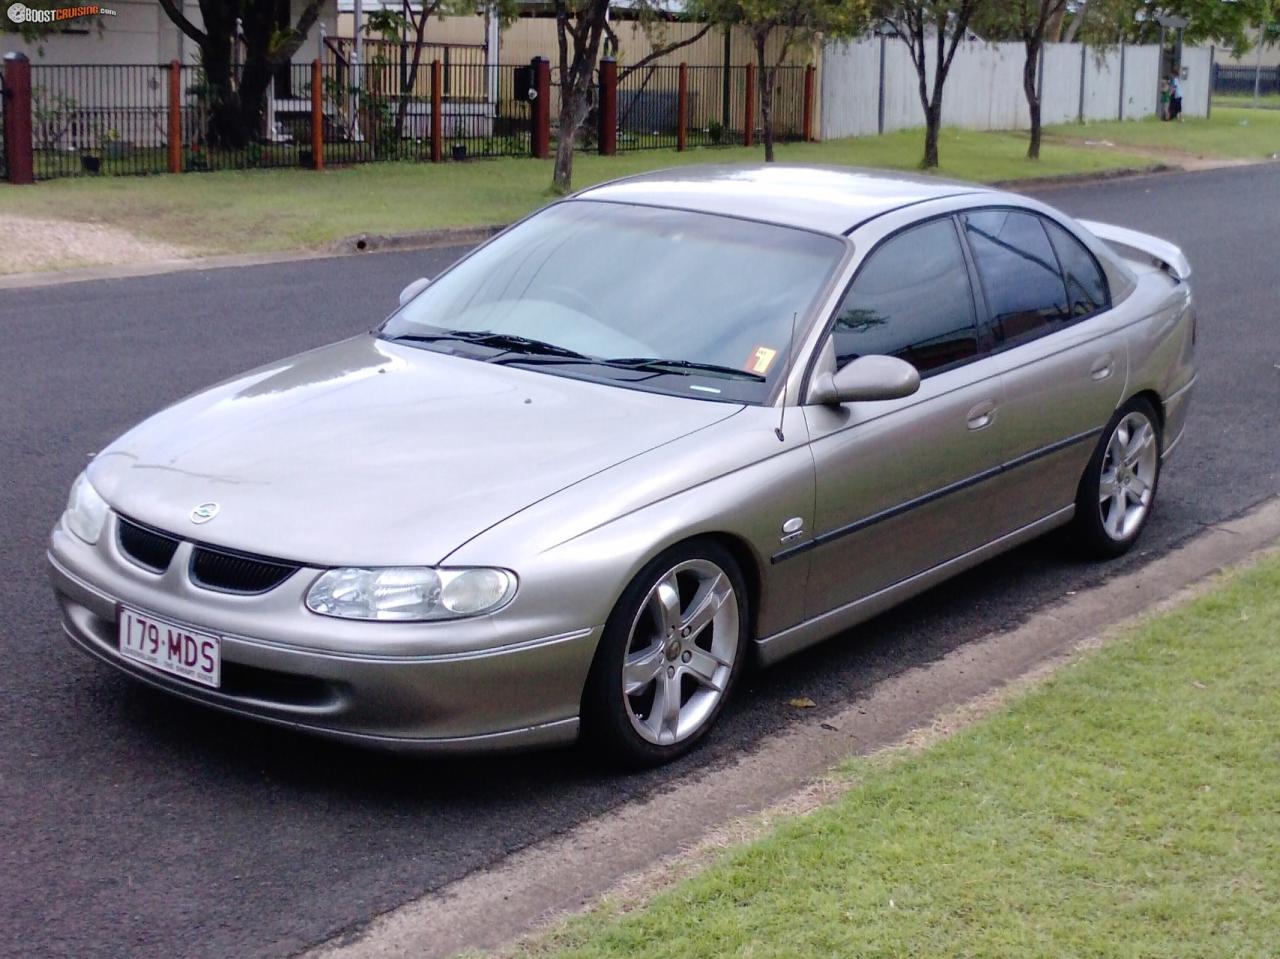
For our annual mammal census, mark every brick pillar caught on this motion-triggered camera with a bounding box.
[311,59,324,170]
[531,57,551,159]
[803,64,815,142]
[2,52,34,184]
[743,62,755,148]
[167,60,182,174]
[430,59,443,162]
[676,62,688,151]
[598,58,617,156]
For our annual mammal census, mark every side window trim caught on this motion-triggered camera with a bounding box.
[815,212,990,384]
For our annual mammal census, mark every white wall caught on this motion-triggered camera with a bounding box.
[821,39,1211,139]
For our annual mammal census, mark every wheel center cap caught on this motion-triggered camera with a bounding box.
[665,639,682,661]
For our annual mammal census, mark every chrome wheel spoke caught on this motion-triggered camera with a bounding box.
[622,643,665,696]
[1105,491,1127,537]
[681,572,728,642]
[643,671,683,744]
[1127,473,1151,502]
[1123,425,1155,468]
[1098,470,1119,503]
[683,647,728,692]
[651,575,682,636]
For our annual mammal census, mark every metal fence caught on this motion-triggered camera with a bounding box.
[10,56,806,180]
[1212,63,1280,95]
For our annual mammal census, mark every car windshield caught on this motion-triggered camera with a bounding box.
[380,200,846,403]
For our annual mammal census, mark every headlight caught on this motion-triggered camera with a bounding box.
[305,566,517,621]
[64,472,109,545]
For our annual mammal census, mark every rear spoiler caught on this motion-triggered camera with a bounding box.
[1079,219,1191,282]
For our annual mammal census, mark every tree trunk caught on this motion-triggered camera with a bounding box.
[922,102,941,168]
[754,30,775,163]
[395,7,431,141]
[1024,42,1042,160]
[553,100,579,193]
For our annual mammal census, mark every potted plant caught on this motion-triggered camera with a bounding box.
[80,150,102,174]
[451,142,467,161]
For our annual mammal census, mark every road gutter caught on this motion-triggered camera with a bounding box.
[303,495,1280,959]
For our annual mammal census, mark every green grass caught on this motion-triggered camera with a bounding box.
[1047,106,1280,159]
[522,552,1280,959]
[0,128,1156,267]
[1213,92,1280,110]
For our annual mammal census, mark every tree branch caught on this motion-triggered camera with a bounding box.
[157,0,207,45]
[618,22,715,80]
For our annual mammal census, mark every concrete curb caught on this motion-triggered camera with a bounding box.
[992,162,1178,191]
[305,496,1280,959]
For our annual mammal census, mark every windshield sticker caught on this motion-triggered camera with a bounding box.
[690,384,722,394]
[746,346,778,375]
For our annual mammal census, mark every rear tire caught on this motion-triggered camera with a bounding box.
[581,539,749,768]
[1071,396,1162,559]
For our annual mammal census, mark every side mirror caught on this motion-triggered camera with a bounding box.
[398,277,432,307]
[807,355,920,406]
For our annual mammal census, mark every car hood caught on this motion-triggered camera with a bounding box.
[90,336,743,566]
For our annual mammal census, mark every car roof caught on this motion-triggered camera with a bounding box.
[574,164,993,236]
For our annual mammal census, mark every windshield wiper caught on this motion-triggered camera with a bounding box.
[605,357,768,382]
[492,353,767,382]
[388,330,589,360]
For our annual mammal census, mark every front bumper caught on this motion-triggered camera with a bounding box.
[47,515,600,752]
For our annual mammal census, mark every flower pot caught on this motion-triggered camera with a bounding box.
[451,143,467,161]
[81,155,102,174]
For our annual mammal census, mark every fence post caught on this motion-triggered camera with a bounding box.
[311,58,324,170]
[878,35,887,135]
[677,62,688,151]
[2,52,33,185]
[531,57,551,159]
[1206,46,1214,119]
[744,61,755,147]
[431,58,443,162]
[1117,44,1126,121]
[802,64,815,142]
[598,57,617,155]
[1078,44,1087,123]
[167,59,182,174]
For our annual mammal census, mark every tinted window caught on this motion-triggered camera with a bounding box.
[964,210,1070,348]
[1044,219,1109,317]
[832,218,979,376]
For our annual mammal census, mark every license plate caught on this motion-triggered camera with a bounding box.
[118,606,221,689]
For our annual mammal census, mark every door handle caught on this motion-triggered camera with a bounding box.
[966,400,997,431]
[1090,353,1115,381]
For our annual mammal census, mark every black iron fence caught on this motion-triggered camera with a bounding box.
[7,55,809,180]
[1212,63,1280,95]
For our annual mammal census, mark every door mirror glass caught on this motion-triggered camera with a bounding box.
[807,354,920,406]
[398,277,432,307]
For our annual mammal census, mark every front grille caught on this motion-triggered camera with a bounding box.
[189,545,300,595]
[117,517,181,573]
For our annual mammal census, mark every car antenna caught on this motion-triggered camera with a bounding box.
[775,311,798,443]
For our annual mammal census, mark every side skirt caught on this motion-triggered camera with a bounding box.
[754,506,1076,667]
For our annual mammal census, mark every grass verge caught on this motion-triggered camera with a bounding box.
[1047,106,1280,160]
[1213,93,1280,110]
[516,551,1280,959]
[0,128,1154,271]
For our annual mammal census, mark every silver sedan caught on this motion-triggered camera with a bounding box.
[48,166,1196,766]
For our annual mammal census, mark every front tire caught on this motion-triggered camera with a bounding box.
[1072,397,1162,558]
[581,540,749,767]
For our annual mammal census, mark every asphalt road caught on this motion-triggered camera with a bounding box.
[2,164,1277,959]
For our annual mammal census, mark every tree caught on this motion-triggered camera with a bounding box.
[548,1,728,194]
[691,0,859,162]
[1057,0,1279,52]
[974,0,1068,159]
[156,0,325,149]
[876,0,985,169]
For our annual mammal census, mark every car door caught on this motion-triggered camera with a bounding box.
[959,209,1128,532]
[800,215,1008,621]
